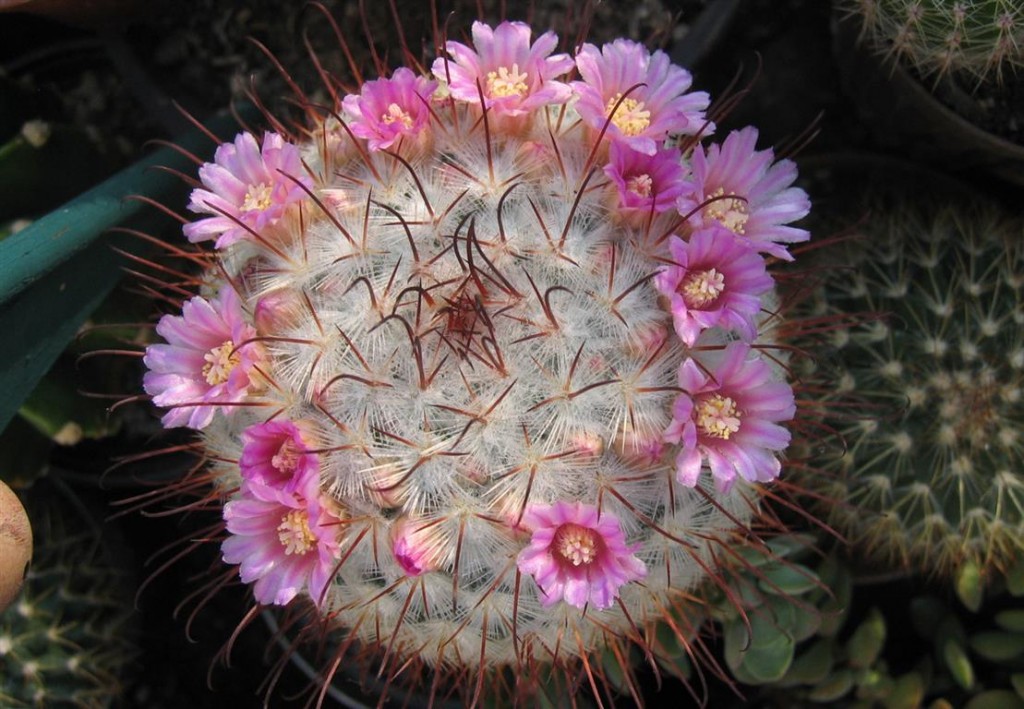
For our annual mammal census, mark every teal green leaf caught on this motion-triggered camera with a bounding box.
[759,563,820,596]
[910,596,949,641]
[1011,673,1024,698]
[883,672,925,709]
[996,610,1024,633]
[1007,559,1024,597]
[969,631,1024,662]
[847,607,886,669]
[956,561,984,613]
[965,690,1024,709]
[943,639,975,691]
[779,639,834,687]
[740,631,795,683]
[808,668,854,703]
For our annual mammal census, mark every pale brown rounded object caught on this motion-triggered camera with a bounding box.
[0,480,32,612]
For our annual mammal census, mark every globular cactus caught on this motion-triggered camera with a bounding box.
[138,15,814,703]
[801,201,1024,587]
[0,487,137,708]
[843,0,1024,84]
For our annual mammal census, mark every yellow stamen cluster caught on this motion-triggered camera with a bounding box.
[605,94,651,136]
[271,439,302,473]
[680,268,726,308]
[697,395,742,439]
[241,182,274,212]
[202,341,241,386]
[626,173,654,198]
[381,103,414,129]
[704,187,749,234]
[486,64,529,98]
[277,509,316,555]
[554,524,599,567]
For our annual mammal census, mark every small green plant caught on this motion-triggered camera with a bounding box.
[0,485,137,708]
[843,0,1024,85]
[801,201,1024,587]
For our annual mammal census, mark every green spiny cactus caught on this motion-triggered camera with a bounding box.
[843,0,1024,85]
[0,488,137,708]
[803,202,1024,585]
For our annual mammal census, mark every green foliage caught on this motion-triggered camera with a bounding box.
[800,202,1024,584]
[843,0,1024,85]
[0,484,137,708]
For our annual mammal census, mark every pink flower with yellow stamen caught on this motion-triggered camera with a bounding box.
[183,132,312,249]
[654,227,773,347]
[603,143,690,215]
[677,126,810,261]
[431,20,574,116]
[143,288,261,430]
[664,342,796,493]
[517,501,646,610]
[240,420,319,495]
[342,68,438,152]
[572,39,710,155]
[222,474,342,607]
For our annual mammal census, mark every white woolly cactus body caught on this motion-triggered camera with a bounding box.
[141,17,810,703]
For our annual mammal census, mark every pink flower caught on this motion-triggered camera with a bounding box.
[603,143,689,215]
[341,68,438,151]
[222,477,342,607]
[676,126,810,261]
[183,132,312,249]
[664,342,795,493]
[654,228,773,347]
[143,288,261,430]
[240,420,319,495]
[431,21,574,116]
[390,517,441,577]
[517,501,646,610]
[572,39,710,155]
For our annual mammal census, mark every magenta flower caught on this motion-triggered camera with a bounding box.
[143,288,261,430]
[654,227,773,347]
[221,477,342,607]
[240,420,319,495]
[341,68,438,151]
[603,143,689,215]
[572,39,710,155]
[676,126,810,261]
[431,21,574,116]
[183,132,312,249]
[517,501,646,610]
[664,342,796,493]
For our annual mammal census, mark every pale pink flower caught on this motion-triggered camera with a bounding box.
[664,342,795,493]
[517,501,646,610]
[143,288,261,430]
[676,126,810,261]
[390,517,441,577]
[183,132,312,249]
[654,227,773,347]
[222,476,342,607]
[431,21,574,116]
[603,143,689,215]
[341,68,438,151]
[240,420,319,495]
[572,39,710,155]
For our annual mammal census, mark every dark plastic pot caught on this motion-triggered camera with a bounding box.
[832,10,1024,188]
